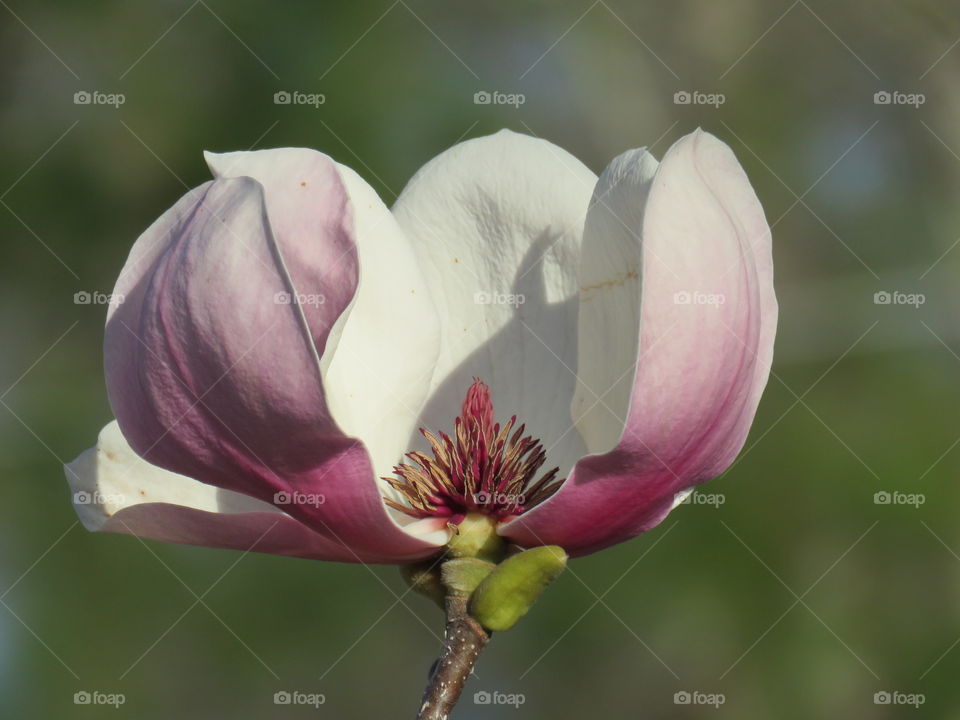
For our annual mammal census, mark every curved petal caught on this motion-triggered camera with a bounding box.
[205,149,440,478]
[391,130,596,475]
[503,130,777,556]
[66,422,445,563]
[105,156,442,560]
[571,147,659,454]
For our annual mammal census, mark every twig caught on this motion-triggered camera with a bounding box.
[417,594,490,719]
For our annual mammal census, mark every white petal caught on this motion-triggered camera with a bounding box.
[572,148,658,453]
[391,130,596,473]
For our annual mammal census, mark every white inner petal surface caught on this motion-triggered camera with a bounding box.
[573,148,659,454]
[391,130,598,477]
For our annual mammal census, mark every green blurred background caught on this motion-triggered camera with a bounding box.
[2,1,959,717]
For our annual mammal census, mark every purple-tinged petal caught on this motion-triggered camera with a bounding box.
[105,152,442,562]
[503,130,777,556]
[66,422,446,563]
[206,150,441,477]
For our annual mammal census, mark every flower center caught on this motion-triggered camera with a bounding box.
[384,379,563,522]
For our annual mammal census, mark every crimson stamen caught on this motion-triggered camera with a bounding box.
[383,379,563,522]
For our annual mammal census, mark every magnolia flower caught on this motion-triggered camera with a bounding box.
[66,129,775,568]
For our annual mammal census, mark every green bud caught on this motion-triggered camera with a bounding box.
[469,546,568,632]
[446,513,506,563]
[440,557,496,595]
[400,560,446,608]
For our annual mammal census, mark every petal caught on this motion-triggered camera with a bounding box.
[205,149,440,477]
[503,130,777,556]
[571,147,659,454]
[391,130,596,474]
[66,422,446,563]
[105,159,441,560]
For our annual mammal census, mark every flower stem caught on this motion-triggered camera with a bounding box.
[417,594,489,719]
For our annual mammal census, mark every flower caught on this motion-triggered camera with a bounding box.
[66,129,776,564]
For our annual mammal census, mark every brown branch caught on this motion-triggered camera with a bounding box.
[417,594,490,720]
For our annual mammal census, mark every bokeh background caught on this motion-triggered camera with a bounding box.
[2,1,959,717]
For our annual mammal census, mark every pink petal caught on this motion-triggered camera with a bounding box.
[66,422,444,563]
[502,130,777,556]
[105,154,441,562]
[205,150,442,478]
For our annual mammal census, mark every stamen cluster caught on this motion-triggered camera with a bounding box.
[384,380,562,521]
